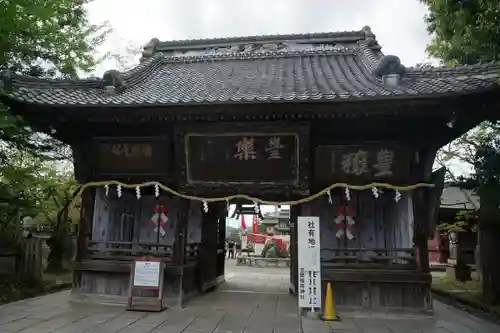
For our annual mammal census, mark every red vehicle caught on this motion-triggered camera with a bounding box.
[246,233,287,252]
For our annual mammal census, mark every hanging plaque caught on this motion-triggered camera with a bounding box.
[175,123,310,194]
[314,143,412,185]
[186,133,298,183]
[92,137,170,176]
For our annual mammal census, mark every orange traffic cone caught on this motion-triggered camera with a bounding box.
[321,282,339,321]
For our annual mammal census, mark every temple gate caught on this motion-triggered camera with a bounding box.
[1,26,499,314]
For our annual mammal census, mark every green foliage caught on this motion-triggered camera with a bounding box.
[437,122,495,174]
[421,0,500,65]
[453,121,500,193]
[0,151,78,237]
[0,1,142,274]
[470,122,500,185]
[246,243,254,251]
[0,280,45,304]
[0,150,79,274]
[0,0,110,78]
[0,275,72,305]
[463,121,500,232]
[0,0,110,159]
[261,242,276,257]
[0,0,107,249]
[422,0,500,302]
[436,121,498,233]
[438,210,478,235]
[261,241,288,258]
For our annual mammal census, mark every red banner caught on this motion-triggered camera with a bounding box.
[247,233,266,244]
[246,233,286,251]
[252,215,259,233]
[240,215,247,230]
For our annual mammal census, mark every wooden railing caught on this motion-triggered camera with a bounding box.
[87,240,173,261]
[320,248,416,270]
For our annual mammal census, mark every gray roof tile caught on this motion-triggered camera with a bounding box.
[441,186,479,210]
[1,30,500,107]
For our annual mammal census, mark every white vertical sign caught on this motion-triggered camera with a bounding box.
[297,216,321,310]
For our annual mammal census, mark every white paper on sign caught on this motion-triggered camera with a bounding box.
[134,261,161,287]
[307,251,320,271]
[297,216,322,309]
[297,216,321,271]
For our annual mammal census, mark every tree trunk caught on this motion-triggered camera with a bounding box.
[46,236,64,273]
[46,206,69,273]
[479,186,500,305]
[475,244,482,282]
[478,229,500,304]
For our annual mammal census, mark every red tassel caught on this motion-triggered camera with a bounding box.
[154,205,159,213]
[347,204,355,217]
[160,204,167,214]
[335,202,344,216]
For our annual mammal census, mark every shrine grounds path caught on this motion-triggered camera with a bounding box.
[1,261,500,333]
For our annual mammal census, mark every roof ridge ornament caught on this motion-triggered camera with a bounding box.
[373,55,407,86]
[102,70,127,94]
[141,38,160,62]
[362,26,375,43]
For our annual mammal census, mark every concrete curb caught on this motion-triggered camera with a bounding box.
[45,282,72,293]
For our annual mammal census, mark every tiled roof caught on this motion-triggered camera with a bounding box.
[440,186,479,210]
[153,30,370,50]
[1,28,499,107]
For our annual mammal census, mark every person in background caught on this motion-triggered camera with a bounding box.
[228,240,235,259]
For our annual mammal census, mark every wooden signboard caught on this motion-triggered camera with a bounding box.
[126,256,166,312]
[92,137,170,176]
[314,142,412,185]
[297,216,321,311]
[176,123,309,194]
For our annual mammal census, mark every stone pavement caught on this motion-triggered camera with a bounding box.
[0,261,499,332]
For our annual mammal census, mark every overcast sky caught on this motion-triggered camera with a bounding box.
[86,0,435,76]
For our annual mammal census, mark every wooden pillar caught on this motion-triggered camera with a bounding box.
[73,140,96,263]
[76,188,95,261]
[173,198,190,265]
[413,189,430,274]
[411,188,434,311]
[197,202,219,292]
[216,209,226,278]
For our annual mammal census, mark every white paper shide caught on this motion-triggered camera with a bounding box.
[297,216,321,310]
[134,261,161,288]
